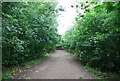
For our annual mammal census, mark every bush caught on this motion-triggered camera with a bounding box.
[63,2,120,73]
[2,2,58,67]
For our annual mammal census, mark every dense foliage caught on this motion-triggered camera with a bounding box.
[2,2,58,67]
[63,2,120,73]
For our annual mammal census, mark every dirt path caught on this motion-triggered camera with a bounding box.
[14,50,96,79]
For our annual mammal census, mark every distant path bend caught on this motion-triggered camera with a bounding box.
[14,50,96,79]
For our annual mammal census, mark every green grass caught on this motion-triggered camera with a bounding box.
[23,53,49,68]
[65,50,77,57]
[66,51,120,79]
[2,53,49,79]
[84,66,120,79]
[2,67,19,79]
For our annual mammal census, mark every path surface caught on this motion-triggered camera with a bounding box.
[14,50,96,79]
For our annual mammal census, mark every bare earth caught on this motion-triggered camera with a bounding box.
[14,50,96,79]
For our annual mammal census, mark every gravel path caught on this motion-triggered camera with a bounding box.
[14,50,96,79]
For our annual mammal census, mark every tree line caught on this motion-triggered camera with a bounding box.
[62,2,120,74]
[2,2,59,67]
